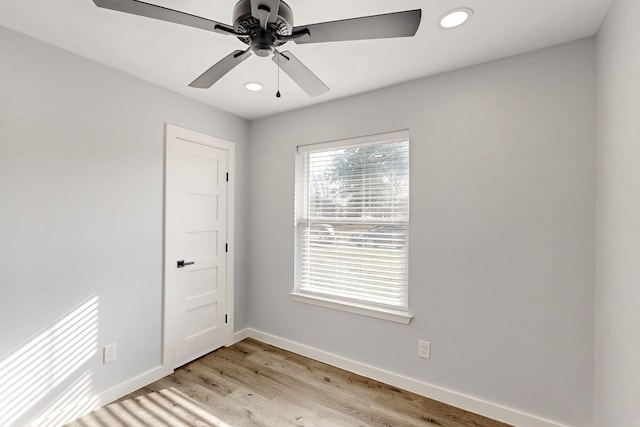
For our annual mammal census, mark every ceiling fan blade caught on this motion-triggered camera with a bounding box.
[250,0,281,29]
[189,50,252,89]
[272,50,329,97]
[292,9,421,44]
[92,0,236,34]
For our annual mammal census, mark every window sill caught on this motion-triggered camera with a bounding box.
[290,292,413,324]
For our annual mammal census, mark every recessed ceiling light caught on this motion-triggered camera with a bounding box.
[440,8,473,29]
[244,82,263,92]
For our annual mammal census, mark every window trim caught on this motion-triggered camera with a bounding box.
[294,130,411,323]
[297,129,410,154]
[290,292,413,324]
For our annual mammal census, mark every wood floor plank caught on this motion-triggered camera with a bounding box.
[244,342,394,407]
[208,351,392,426]
[68,338,512,427]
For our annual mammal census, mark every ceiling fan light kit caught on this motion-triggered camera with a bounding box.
[92,0,422,97]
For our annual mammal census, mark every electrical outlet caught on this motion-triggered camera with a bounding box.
[103,343,117,364]
[418,340,430,359]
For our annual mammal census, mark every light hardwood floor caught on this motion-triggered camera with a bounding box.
[67,339,511,427]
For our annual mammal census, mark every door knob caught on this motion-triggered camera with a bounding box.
[177,260,195,268]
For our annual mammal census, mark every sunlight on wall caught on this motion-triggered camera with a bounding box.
[32,371,99,426]
[0,297,99,426]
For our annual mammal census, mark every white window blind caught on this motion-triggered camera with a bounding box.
[295,131,410,311]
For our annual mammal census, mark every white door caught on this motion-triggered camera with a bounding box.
[165,125,232,368]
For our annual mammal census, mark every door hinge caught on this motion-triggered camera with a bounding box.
[226,172,229,182]
[225,243,228,253]
[225,314,228,324]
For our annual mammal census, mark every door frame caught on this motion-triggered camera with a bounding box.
[162,123,235,371]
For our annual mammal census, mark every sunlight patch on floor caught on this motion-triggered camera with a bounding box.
[76,387,234,427]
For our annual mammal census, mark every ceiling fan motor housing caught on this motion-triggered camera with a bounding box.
[232,0,294,57]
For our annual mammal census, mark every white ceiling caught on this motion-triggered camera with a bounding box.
[0,0,614,120]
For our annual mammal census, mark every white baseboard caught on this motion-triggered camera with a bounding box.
[237,328,568,427]
[231,327,252,344]
[71,329,567,427]
[98,364,173,407]
[61,364,171,425]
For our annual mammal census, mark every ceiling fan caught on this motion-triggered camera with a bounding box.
[92,0,422,97]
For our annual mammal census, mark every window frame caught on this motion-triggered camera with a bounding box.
[292,130,412,324]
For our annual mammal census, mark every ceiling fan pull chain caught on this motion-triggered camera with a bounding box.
[276,49,281,98]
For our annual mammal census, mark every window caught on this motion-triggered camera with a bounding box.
[294,130,411,323]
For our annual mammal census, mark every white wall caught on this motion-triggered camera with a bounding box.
[248,39,596,426]
[0,20,603,427]
[0,25,249,425]
[595,0,640,425]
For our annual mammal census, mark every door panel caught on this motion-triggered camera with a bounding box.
[166,130,228,368]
